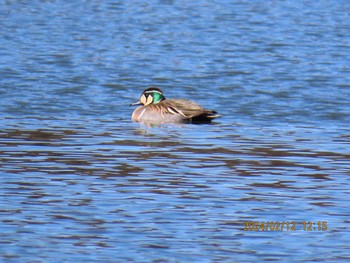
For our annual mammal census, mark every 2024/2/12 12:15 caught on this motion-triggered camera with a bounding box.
[243,221,328,231]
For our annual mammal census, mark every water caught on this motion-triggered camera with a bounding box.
[1,0,350,262]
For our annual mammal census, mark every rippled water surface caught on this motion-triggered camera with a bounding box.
[1,0,350,262]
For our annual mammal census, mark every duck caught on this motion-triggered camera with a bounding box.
[131,87,220,124]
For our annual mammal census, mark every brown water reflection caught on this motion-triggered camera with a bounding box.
[0,128,347,179]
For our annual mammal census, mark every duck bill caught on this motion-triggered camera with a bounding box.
[130,101,142,106]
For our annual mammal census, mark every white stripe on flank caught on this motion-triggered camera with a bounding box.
[138,108,146,121]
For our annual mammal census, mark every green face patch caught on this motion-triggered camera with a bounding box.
[152,92,164,104]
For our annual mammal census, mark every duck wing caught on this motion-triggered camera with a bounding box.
[164,99,219,119]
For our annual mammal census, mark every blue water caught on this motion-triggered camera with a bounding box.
[1,0,350,262]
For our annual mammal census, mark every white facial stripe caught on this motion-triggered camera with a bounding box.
[145,90,162,95]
